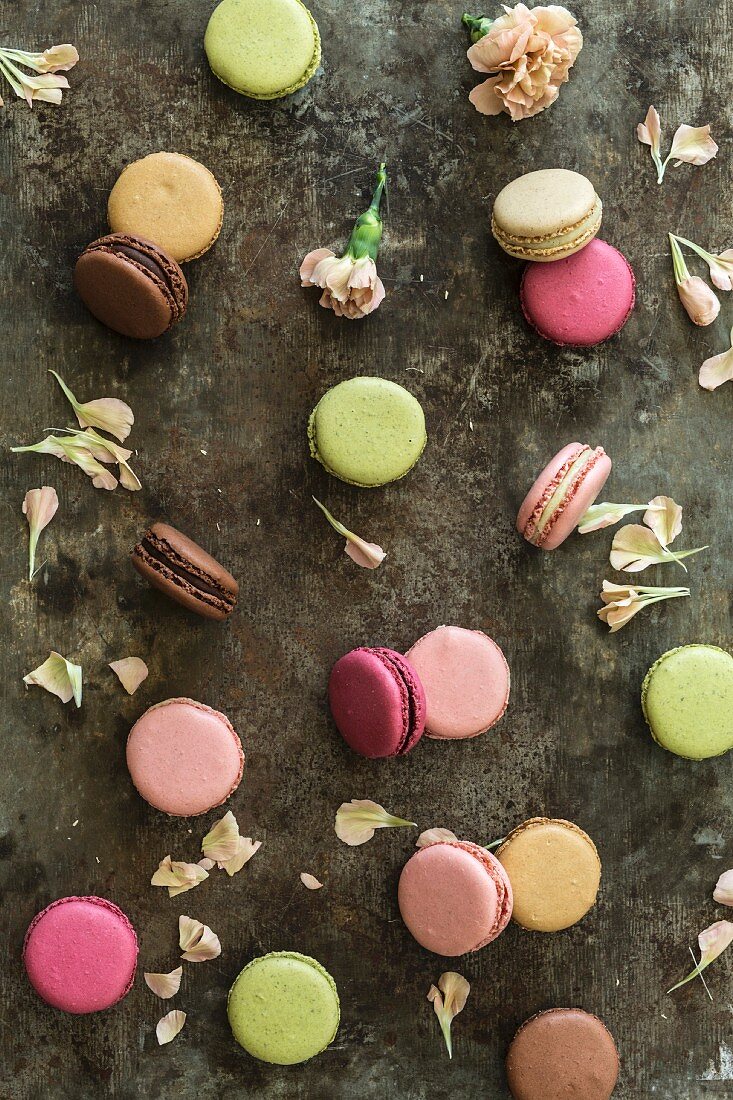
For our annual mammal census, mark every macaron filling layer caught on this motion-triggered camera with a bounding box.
[524,446,603,546]
[492,198,602,259]
[133,528,237,615]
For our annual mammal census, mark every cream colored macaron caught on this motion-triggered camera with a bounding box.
[108,152,223,263]
[497,817,601,932]
[492,169,602,262]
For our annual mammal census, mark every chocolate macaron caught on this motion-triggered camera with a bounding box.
[131,522,238,621]
[74,234,188,339]
[506,1008,619,1099]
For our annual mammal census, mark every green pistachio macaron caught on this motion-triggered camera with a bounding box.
[205,0,321,100]
[308,376,427,488]
[641,644,733,760]
[228,951,340,1064]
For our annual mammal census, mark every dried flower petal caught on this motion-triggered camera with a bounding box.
[109,657,148,695]
[178,915,221,962]
[577,502,647,534]
[637,105,664,181]
[300,873,324,890]
[335,799,416,846]
[198,857,216,870]
[669,124,718,168]
[427,972,470,1059]
[669,235,720,325]
[597,580,689,632]
[609,525,705,573]
[643,496,682,547]
[11,434,119,490]
[144,967,183,999]
[669,236,733,292]
[22,486,58,579]
[156,1009,186,1045]
[700,327,733,391]
[221,836,262,876]
[202,810,240,863]
[667,920,733,995]
[416,828,459,848]
[49,370,134,442]
[23,651,82,707]
[151,855,209,898]
[312,497,386,569]
[0,48,72,108]
[713,870,733,907]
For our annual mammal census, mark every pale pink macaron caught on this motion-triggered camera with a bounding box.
[517,442,612,550]
[127,697,244,816]
[398,841,513,955]
[406,625,510,739]
[24,896,138,1013]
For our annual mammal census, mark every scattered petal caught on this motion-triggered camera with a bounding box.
[178,915,221,962]
[22,486,58,579]
[300,873,324,890]
[713,870,733,907]
[637,105,664,181]
[669,123,718,168]
[221,836,262,876]
[109,657,148,695]
[156,1009,186,1045]
[577,502,646,534]
[597,580,689,632]
[667,921,733,995]
[700,328,733,391]
[11,434,119,491]
[23,651,82,707]
[313,497,386,569]
[643,496,682,547]
[669,235,720,325]
[49,371,134,442]
[202,811,240,863]
[144,967,183,999]
[198,857,216,871]
[151,855,209,898]
[416,828,459,848]
[609,525,705,573]
[335,799,416,846]
[669,235,733,292]
[427,972,470,1059]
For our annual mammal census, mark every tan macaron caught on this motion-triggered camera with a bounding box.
[497,817,601,932]
[491,169,602,262]
[108,152,223,263]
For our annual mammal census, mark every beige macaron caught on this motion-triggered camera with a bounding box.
[491,169,602,262]
[108,152,223,263]
[497,817,601,932]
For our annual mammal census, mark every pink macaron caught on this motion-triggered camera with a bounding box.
[23,896,138,1014]
[328,647,426,758]
[517,442,612,550]
[127,697,244,816]
[405,626,509,739]
[521,239,635,347]
[398,840,513,955]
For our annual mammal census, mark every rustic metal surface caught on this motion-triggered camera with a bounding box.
[1,1,732,1096]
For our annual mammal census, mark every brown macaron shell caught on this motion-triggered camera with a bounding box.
[506,1008,619,1100]
[132,522,238,621]
[74,234,188,339]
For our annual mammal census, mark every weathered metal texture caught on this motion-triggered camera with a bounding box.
[1,0,731,1096]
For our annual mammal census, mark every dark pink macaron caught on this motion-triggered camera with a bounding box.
[328,646,426,758]
[521,239,635,347]
[517,442,612,550]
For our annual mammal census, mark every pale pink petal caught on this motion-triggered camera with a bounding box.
[23,651,82,707]
[637,105,661,153]
[677,277,720,326]
[300,873,324,890]
[335,799,416,846]
[144,967,183,999]
[344,537,385,569]
[700,338,733,391]
[417,828,459,848]
[201,810,240,863]
[109,657,148,695]
[151,856,209,898]
[468,77,506,116]
[300,248,335,285]
[198,857,216,870]
[643,496,682,547]
[156,1010,186,1045]
[669,124,718,167]
[22,486,58,578]
[713,869,733,906]
[699,920,733,964]
[428,972,470,1058]
[178,915,221,961]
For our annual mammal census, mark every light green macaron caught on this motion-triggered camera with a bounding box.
[228,951,340,1064]
[308,376,427,488]
[205,0,321,100]
[641,644,733,760]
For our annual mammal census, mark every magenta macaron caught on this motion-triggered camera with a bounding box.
[521,239,635,347]
[517,442,612,550]
[127,697,244,815]
[398,840,513,955]
[24,896,138,1014]
[328,647,426,758]
[405,626,509,740]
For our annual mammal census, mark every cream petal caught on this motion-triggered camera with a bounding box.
[144,967,183,999]
[643,496,682,547]
[23,651,81,707]
[713,869,733,906]
[151,856,209,897]
[344,536,385,569]
[109,657,148,695]
[699,344,733,391]
[416,828,459,848]
[22,486,59,578]
[335,799,416,846]
[202,810,240,863]
[669,123,718,166]
[156,1009,186,1045]
[300,873,324,890]
[677,277,720,326]
[179,915,221,962]
[300,248,335,285]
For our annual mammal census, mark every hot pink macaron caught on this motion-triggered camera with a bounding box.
[127,697,244,816]
[517,442,612,550]
[328,646,426,758]
[405,626,509,739]
[24,896,138,1014]
[398,840,513,955]
[521,239,635,347]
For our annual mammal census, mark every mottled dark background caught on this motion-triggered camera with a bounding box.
[1,1,732,1097]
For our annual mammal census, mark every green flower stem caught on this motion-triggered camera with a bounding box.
[345,162,387,263]
[668,233,691,286]
[462,13,494,43]
[671,234,716,265]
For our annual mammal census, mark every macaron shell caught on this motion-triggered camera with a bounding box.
[521,240,636,346]
[497,818,601,932]
[205,0,321,99]
[398,841,511,955]
[126,698,244,815]
[406,626,510,739]
[23,896,138,1014]
[329,648,411,758]
[642,644,733,759]
[492,169,602,261]
[506,1008,619,1100]
[228,951,339,1064]
[74,247,177,340]
[308,376,427,488]
[108,152,223,262]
